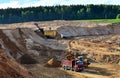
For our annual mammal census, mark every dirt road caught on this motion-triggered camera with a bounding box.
[63,63,120,78]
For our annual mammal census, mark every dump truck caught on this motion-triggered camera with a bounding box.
[66,40,91,69]
[62,59,84,72]
[62,52,91,71]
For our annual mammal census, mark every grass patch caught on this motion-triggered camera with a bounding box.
[73,19,120,24]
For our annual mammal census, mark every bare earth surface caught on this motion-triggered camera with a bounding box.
[0,20,120,78]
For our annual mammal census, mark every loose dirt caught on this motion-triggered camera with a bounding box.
[0,21,120,78]
[45,57,61,67]
[0,50,36,78]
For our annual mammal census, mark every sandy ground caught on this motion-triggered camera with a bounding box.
[0,21,120,78]
[25,62,120,78]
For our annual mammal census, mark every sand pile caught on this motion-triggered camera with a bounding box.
[45,57,61,67]
[19,54,38,64]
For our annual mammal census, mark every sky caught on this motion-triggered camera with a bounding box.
[0,0,120,9]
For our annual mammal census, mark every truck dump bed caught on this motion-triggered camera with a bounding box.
[62,60,73,67]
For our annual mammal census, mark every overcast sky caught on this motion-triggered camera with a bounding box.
[0,0,120,9]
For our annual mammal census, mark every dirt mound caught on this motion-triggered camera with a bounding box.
[57,24,120,37]
[0,29,22,59]
[0,50,36,78]
[19,54,38,64]
[45,58,61,67]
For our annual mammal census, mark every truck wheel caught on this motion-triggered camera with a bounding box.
[79,68,83,72]
[86,64,88,68]
[70,67,73,71]
[84,64,88,68]
[63,66,66,70]
[73,67,78,72]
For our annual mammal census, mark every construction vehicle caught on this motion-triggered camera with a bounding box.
[44,30,61,39]
[62,59,84,72]
[34,23,61,39]
[61,53,91,72]
[77,55,91,68]
[66,40,91,69]
[34,23,44,34]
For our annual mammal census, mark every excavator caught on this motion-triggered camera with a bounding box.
[34,23,44,34]
[65,50,91,68]
[62,40,91,71]
[34,23,61,39]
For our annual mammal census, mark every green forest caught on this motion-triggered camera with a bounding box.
[0,4,120,24]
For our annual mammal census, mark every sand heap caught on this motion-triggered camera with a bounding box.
[45,57,61,67]
[0,50,36,78]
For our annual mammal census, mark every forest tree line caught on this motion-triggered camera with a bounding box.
[0,4,120,24]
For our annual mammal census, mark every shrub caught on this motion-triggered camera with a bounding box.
[116,14,120,19]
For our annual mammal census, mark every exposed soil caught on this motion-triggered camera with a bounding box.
[45,57,61,67]
[0,21,120,78]
[20,54,38,64]
[0,30,23,58]
[0,50,36,78]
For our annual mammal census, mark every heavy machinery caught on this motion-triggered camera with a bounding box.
[77,55,91,68]
[61,53,90,72]
[66,40,91,69]
[34,23,61,39]
[44,30,61,39]
[62,44,90,72]
[62,59,84,72]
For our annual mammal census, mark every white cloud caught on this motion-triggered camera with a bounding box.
[0,0,120,9]
[0,1,19,9]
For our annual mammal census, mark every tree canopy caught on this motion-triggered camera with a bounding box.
[0,5,120,24]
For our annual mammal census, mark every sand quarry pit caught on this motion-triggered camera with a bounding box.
[0,20,120,78]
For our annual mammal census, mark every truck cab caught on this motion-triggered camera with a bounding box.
[77,55,91,68]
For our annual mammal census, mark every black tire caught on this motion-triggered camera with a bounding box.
[70,67,73,71]
[86,64,88,68]
[65,66,68,70]
[79,67,83,72]
[63,66,66,70]
[73,67,78,72]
